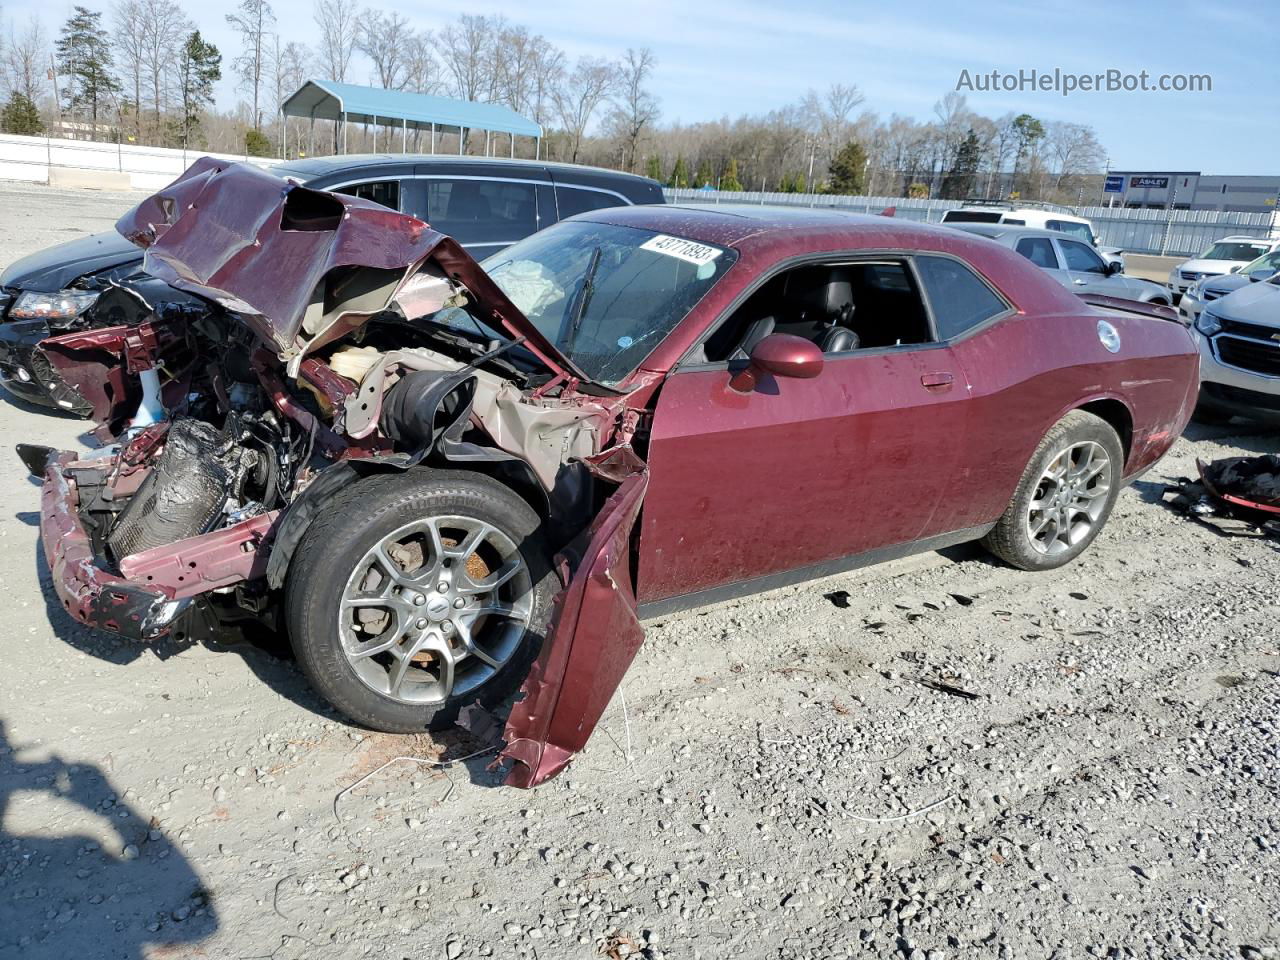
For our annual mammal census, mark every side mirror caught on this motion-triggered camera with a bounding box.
[1104,260,1122,276]
[750,333,824,379]
[1247,267,1274,282]
[1229,265,1240,273]
[731,333,824,392]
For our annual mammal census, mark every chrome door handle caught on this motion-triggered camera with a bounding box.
[1073,279,1088,285]
[921,372,954,389]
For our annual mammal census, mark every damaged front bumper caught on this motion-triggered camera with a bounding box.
[31,446,278,641]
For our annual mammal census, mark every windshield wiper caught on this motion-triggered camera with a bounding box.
[557,246,602,356]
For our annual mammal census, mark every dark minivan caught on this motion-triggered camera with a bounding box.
[0,154,664,412]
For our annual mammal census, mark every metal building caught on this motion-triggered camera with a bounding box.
[1103,170,1280,213]
[280,80,543,158]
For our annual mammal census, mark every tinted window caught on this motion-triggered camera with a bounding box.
[1201,240,1270,261]
[1001,217,1025,226]
[1016,237,1059,269]
[426,179,538,246]
[914,255,1007,340]
[335,179,400,210]
[557,186,624,219]
[1059,239,1108,274]
[942,210,1002,223]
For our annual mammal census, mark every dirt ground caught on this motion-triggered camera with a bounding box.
[0,181,1277,960]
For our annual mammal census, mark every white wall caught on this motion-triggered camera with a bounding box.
[0,133,280,191]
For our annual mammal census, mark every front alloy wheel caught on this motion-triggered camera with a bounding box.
[286,470,555,732]
[338,516,534,705]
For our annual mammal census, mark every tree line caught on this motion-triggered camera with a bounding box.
[0,5,1106,203]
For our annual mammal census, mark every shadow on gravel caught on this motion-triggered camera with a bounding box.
[0,719,217,959]
[1182,420,1280,456]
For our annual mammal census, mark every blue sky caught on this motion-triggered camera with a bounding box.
[9,0,1268,172]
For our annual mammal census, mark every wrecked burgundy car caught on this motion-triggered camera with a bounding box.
[23,158,1200,787]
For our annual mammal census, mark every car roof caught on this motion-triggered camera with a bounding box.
[949,223,1072,242]
[271,153,659,186]
[948,204,1087,222]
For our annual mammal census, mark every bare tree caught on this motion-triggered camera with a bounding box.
[554,56,615,164]
[527,36,564,129]
[402,31,439,95]
[269,36,307,149]
[4,15,49,103]
[139,0,191,136]
[439,14,501,102]
[356,8,409,89]
[111,0,146,138]
[608,47,658,172]
[314,0,358,83]
[1045,120,1105,197]
[225,0,274,131]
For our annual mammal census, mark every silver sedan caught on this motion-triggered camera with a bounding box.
[950,224,1172,306]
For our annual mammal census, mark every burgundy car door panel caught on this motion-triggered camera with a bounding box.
[502,467,649,789]
[635,345,970,606]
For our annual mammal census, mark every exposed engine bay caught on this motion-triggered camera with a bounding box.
[23,158,650,788]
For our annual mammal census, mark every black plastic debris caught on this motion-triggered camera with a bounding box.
[823,590,852,609]
[1162,456,1280,540]
[915,678,981,701]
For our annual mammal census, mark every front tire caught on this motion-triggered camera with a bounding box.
[982,411,1123,571]
[284,470,556,733]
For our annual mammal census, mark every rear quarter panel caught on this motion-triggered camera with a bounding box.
[947,307,1198,531]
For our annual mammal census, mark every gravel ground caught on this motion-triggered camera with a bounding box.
[0,181,1277,960]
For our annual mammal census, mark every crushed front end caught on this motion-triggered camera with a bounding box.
[25,158,653,788]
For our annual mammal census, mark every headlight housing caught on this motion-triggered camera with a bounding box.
[1195,310,1222,337]
[8,289,99,322]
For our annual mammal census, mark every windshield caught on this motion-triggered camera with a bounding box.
[1241,249,1280,276]
[1201,240,1269,261]
[476,220,736,384]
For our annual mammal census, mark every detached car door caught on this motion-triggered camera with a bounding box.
[635,257,976,609]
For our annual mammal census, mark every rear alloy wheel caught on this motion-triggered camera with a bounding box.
[982,411,1123,571]
[285,470,555,732]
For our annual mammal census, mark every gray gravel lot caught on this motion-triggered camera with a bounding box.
[0,180,1277,960]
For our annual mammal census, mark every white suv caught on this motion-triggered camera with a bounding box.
[1167,235,1280,303]
[941,201,1122,267]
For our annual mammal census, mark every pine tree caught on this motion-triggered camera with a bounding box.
[175,31,222,148]
[56,6,120,135]
[827,139,868,195]
[693,159,713,189]
[1,93,44,135]
[645,154,662,182]
[720,157,742,192]
[245,128,272,156]
[667,154,688,188]
[939,129,981,199]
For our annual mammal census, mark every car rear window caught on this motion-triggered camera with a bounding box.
[1046,219,1094,244]
[942,210,1003,224]
[914,255,1008,340]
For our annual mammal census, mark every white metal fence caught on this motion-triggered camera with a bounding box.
[663,187,1279,258]
[0,133,279,191]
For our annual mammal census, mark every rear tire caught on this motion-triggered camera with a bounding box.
[982,411,1123,571]
[284,469,556,733]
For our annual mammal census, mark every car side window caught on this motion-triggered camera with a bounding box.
[557,186,624,219]
[1046,219,1094,244]
[700,259,933,362]
[335,180,400,211]
[425,178,539,248]
[1059,239,1108,274]
[1016,237,1059,270]
[914,255,1008,340]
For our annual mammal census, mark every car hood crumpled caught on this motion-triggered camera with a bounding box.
[115,156,582,380]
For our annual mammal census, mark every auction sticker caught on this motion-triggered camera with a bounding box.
[640,234,723,266]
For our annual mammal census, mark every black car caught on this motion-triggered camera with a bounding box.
[0,154,664,413]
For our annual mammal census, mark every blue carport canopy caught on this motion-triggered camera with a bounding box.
[281,79,542,155]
